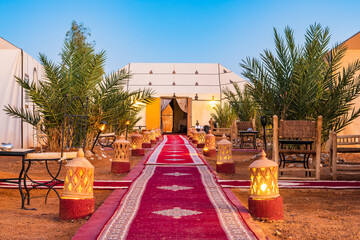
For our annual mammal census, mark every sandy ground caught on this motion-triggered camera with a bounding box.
[206,151,360,240]
[0,146,359,239]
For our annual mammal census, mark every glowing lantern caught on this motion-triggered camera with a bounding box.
[197,130,206,148]
[192,131,199,144]
[155,128,161,141]
[216,134,234,174]
[142,130,152,148]
[248,150,283,220]
[203,130,216,157]
[150,129,157,144]
[59,149,94,220]
[210,96,217,109]
[188,128,194,138]
[189,129,195,140]
[131,131,145,156]
[112,134,130,173]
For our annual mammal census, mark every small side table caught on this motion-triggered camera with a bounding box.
[239,131,258,149]
[0,148,35,209]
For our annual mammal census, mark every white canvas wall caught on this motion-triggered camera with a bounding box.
[0,38,43,148]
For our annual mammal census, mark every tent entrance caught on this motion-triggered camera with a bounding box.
[161,98,188,134]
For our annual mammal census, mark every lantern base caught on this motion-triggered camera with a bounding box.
[59,197,95,220]
[192,140,198,144]
[151,140,157,144]
[111,161,130,174]
[142,143,152,148]
[216,162,235,174]
[197,143,205,148]
[189,137,193,140]
[248,196,284,221]
[132,149,145,156]
[203,149,216,157]
[156,137,160,141]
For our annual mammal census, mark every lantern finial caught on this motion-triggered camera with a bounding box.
[77,148,84,158]
[119,134,125,140]
[222,134,226,139]
[260,150,266,159]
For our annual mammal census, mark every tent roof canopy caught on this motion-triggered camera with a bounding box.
[121,63,247,100]
[0,37,21,50]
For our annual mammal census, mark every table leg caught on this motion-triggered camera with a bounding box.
[24,160,32,205]
[18,156,26,209]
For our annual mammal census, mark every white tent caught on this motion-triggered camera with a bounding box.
[0,37,44,148]
[120,63,247,132]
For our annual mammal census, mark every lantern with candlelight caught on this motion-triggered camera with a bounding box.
[192,130,199,144]
[155,128,160,141]
[248,150,283,220]
[112,134,130,173]
[188,128,194,139]
[131,131,145,156]
[197,130,206,148]
[150,129,157,144]
[188,128,195,141]
[142,130,152,148]
[91,121,107,153]
[203,130,216,157]
[59,149,95,220]
[216,134,235,173]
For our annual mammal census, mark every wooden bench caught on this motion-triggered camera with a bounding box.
[329,131,360,180]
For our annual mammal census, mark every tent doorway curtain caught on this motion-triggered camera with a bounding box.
[161,97,189,134]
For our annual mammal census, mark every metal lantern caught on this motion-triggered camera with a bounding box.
[188,128,194,138]
[143,130,151,144]
[156,128,162,140]
[150,129,157,144]
[197,130,206,148]
[205,130,216,150]
[114,134,130,162]
[248,150,283,221]
[131,131,145,156]
[131,131,143,150]
[189,128,196,140]
[142,130,152,148]
[216,134,232,163]
[192,130,199,144]
[203,130,216,157]
[112,134,131,174]
[198,130,206,144]
[63,149,94,199]
[249,150,279,199]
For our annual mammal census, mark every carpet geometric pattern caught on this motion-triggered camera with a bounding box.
[97,135,257,240]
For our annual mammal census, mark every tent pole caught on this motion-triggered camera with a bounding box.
[21,49,24,148]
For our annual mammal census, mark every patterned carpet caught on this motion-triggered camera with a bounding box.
[73,135,263,240]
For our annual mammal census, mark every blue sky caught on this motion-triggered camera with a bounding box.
[0,0,359,75]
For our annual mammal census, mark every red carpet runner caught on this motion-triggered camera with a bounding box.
[78,135,260,239]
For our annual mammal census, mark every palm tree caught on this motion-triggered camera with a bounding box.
[223,84,256,121]
[242,23,360,139]
[210,103,237,128]
[4,21,154,150]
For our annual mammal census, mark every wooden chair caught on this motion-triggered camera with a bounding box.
[272,115,322,180]
[24,96,89,204]
[329,131,360,180]
[209,118,236,144]
[236,119,257,149]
